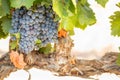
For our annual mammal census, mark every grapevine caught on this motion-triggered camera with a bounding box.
[0,0,120,68]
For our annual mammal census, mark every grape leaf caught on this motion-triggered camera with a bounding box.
[52,0,75,18]
[0,24,8,39]
[10,41,17,50]
[116,53,120,66]
[35,39,41,44]
[41,0,52,6]
[95,0,108,7]
[0,0,10,17]
[63,0,75,15]
[77,1,96,28]
[60,17,75,35]
[10,50,26,69]
[109,11,120,36]
[52,0,68,18]
[75,20,87,30]
[39,44,52,54]
[34,0,52,6]
[13,33,20,40]
[71,0,77,8]
[10,33,20,49]
[80,0,87,5]
[10,0,35,9]
[0,16,12,34]
[116,3,120,8]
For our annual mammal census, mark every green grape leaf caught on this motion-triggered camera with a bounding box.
[68,0,75,14]
[80,0,87,5]
[116,53,120,66]
[60,16,75,35]
[69,29,74,35]
[10,33,20,50]
[34,0,52,6]
[0,16,12,34]
[39,44,52,54]
[77,1,96,28]
[16,33,20,39]
[33,0,42,3]
[95,0,108,7]
[75,21,87,30]
[52,0,75,18]
[0,0,10,17]
[0,25,8,39]
[72,0,78,8]
[10,41,17,50]
[11,33,20,40]
[52,0,68,18]
[63,0,75,15]
[35,39,41,44]
[116,3,120,8]
[41,0,52,6]
[109,11,120,36]
[10,0,35,9]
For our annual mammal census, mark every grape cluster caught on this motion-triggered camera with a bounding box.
[10,5,58,54]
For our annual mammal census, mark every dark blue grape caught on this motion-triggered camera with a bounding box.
[10,5,58,54]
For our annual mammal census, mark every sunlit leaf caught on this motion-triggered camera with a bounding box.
[0,24,8,39]
[0,0,10,17]
[116,53,120,66]
[10,0,35,9]
[109,11,120,36]
[0,16,11,34]
[34,0,52,6]
[95,0,108,7]
[60,16,75,35]
[116,3,120,8]
[77,1,96,27]
[10,41,17,49]
[35,39,41,44]
[52,0,68,18]
[39,44,52,54]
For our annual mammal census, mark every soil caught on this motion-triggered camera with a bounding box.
[0,52,120,80]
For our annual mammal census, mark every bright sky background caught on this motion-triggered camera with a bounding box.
[71,0,120,59]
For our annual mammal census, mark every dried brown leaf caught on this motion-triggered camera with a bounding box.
[10,50,26,69]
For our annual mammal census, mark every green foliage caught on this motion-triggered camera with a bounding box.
[0,0,10,17]
[10,33,20,50]
[116,3,120,8]
[53,0,66,18]
[0,16,11,34]
[34,0,52,6]
[0,0,110,38]
[109,4,120,36]
[116,52,120,66]
[39,44,52,54]
[110,3,120,65]
[52,0,96,35]
[10,0,35,9]
[0,25,8,39]
[12,33,20,40]
[76,0,96,27]
[95,0,108,7]
[0,0,114,54]
[10,41,17,49]
[35,39,41,44]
